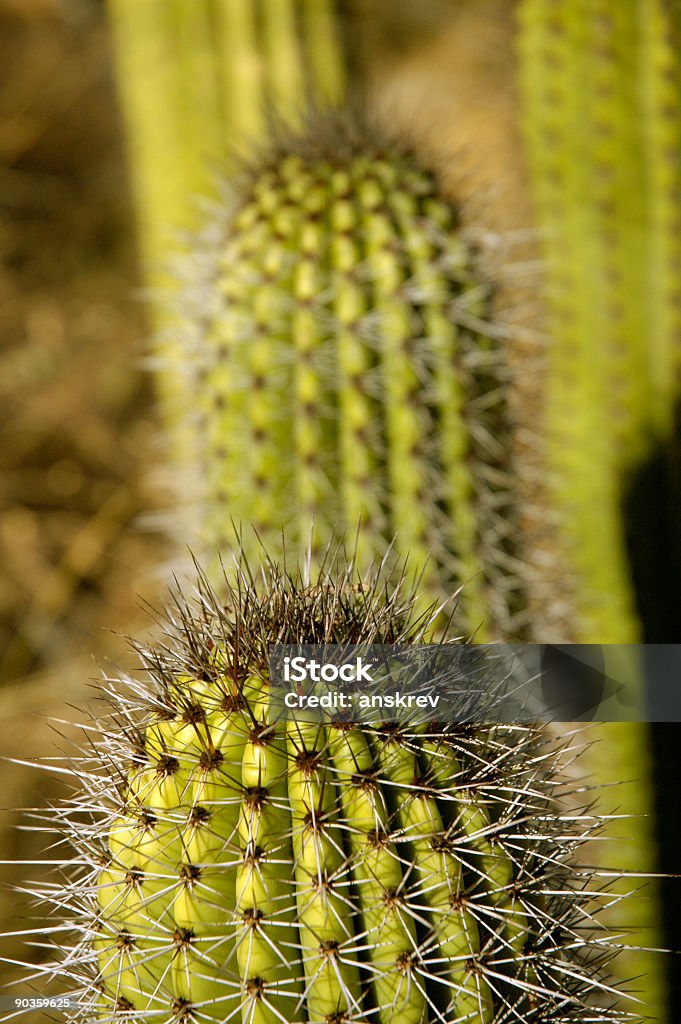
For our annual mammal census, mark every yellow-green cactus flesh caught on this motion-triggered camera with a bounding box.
[47,563,627,1024]
[176,113,519,637]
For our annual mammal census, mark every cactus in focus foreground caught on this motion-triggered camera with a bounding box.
[39,559,627,1023]
[174,115,519,638]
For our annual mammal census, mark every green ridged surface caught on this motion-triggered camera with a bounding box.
[106,0,347,481]
[517,0,681,640]
[182,124,517,637]
[95,707,536,1022]
[517,3,681,1017]
[107,0,346,282]
[65,567,625,1023]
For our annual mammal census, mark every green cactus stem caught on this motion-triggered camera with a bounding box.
[516,1,681,1015]
[106,0,348,446]
[29,557,631,1023]
[175,115,519,638]
[516,0,680,641]
[107,0,346,283]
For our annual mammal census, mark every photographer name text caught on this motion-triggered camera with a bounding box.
[282,655,440,710]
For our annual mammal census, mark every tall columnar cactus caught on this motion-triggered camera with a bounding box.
[517,0,681,644]
[516,1,681,1014]
[107,0,347,432]
[36,559,628,1023]
[175,115,520,639]
[108,0,346,282]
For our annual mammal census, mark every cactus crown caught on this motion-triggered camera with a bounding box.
[173,112,520,638]
[20,555,630,1024]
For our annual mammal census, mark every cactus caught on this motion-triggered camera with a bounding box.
[106,0,348,440]
[516,2,681,1012]
[0,7,667,1016]
[108,0,346,286]
[173,113,519,639]
[33,557,628,1023]
[516,0,681,643]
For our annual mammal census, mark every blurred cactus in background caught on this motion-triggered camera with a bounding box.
[108,0,347,286]
[105,0,353,528]
[518,1,681,1013]
[174,116,520,636]
[107,0,348,437]
[518,0,681,643]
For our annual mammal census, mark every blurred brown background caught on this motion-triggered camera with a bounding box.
[0,0,168,985]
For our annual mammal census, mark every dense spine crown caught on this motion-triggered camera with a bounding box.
[37,561,626,1024]
[178,115,519,638]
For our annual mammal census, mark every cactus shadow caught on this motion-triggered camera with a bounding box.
[623,402,681,1020]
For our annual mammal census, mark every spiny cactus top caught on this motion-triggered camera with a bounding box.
[174,113,519,638]
[32,558,628,1024]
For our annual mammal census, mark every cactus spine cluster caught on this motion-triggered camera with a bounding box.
[177,117,518,638]
[47,562,623,1023]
